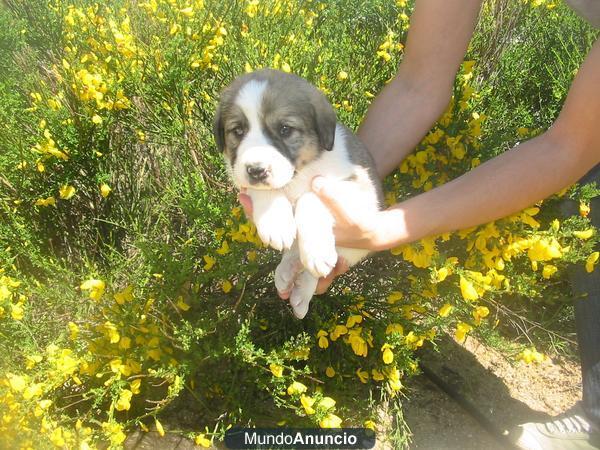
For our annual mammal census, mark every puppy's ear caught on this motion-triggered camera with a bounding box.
[311,92,337,151]
[213,104,226,152]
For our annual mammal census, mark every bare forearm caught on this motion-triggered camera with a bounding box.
[357,74,451,178]
[377,131,600,249]
[374,39,600,250]
[358,0,482,178]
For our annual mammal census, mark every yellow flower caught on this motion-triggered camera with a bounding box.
[287,381,307,395]
[325,366,335,378]
[91,114,103,124]
[574,228,595,240]
[348,333,368,357]
[169,23,181,35]
[68,321,79,340]
[528,238,562,261]
[586,252,599,273]
[385,323,404,335]
[364,420,376,431]
[459,276,479,301]
[114,285,133,304]
[329,324,348,341]
[119,336,132,350]
[203,255,216,270]
[59,184,76,200]
[387,291,403,304]
[371,368,385,381]
[195,434,211,447]
[472,305,489,325]
[269,363,283,378]
[386,366,403,392]
[115,389,133,411]
[175,296,190,311]
[25,354,42,369]
[155,418,165,437]
[435,267,449,282]
[381,344,394,364]
[455,322,473,343]
[319,397,336,409]
[438,303,453,317]
[100,183,112,198]
[346,314,363,328]
[180,6,194,16]
[542,264,558,279]
[320,414,342,428]
[580,202,590,217]
[23,383,43,400]
[130,379,141,394]
[356,368,369,383]
[216,240,230,255]
[35,196,56,207]
[103,321,120,344]
[80,279,106,301]
[11,302,24,320]
[317,330,329,349]
[102,421,126,445]
[518,348,545,364]
[222,280,232,293]
[300,394,315,415]
[50,428,65,447]
[8,374,27,392]
[337,71,348,81]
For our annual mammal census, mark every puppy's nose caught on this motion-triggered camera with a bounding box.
[246,164,269,183]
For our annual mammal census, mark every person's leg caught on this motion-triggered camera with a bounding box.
[568,164,600,429]
[516,165,600,450]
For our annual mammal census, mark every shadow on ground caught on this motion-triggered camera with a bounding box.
[403,333,580,450]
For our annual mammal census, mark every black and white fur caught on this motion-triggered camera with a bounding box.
[214,69,383,318]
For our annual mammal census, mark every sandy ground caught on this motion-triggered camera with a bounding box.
[403,334,581,449]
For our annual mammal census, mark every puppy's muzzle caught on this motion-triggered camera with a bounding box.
[246,164,269,184]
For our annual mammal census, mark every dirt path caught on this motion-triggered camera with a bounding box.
[403,334,581,449]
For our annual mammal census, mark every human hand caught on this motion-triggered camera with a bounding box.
[311,177,390,251]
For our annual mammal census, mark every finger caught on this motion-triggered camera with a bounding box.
[315,257,349,295]
[311,176,350,220]
[238,192,253,218]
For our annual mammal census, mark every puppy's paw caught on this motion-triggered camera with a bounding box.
[289,271,318,319]
[274,254,302,299]
[299,231,338,278]
[254,203,296,251]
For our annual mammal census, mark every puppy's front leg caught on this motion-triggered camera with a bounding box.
[295,192,338,278]
[249,189,296,251]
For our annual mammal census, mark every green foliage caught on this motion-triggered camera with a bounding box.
[0,0,598,449]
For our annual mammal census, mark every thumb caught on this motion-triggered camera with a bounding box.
[312,176,347,217]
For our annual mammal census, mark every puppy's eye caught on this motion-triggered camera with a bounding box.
[279,125,293,138]
[231,126,245,137]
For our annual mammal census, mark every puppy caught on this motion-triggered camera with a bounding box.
[214,69,383,318]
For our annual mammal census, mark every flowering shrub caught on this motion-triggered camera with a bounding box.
[0,0,598,448]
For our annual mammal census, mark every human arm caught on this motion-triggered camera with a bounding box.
[316,38,600,251]
[359,0,483,177]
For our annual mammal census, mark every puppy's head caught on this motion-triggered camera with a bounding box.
[213,69,337,190]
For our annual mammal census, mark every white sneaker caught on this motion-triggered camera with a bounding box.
[514,403,600,450]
